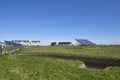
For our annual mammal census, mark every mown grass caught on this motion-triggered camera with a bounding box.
[0,55,120,80]
[17,45,120,59]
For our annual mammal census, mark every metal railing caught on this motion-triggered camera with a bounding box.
[0,44,20,55]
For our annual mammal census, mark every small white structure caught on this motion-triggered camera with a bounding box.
[51,42,72,46]
[12,40,40,46]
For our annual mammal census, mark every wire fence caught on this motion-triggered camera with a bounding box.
[0,46,20,55]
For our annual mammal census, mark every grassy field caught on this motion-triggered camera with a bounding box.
[0,55,120,80]
[0,45,120,80]
[17,45,120,59]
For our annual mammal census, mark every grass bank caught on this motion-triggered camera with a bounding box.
[0,55,120,80]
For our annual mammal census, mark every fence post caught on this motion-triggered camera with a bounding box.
[0,46,2,55]
[0,43,3,55]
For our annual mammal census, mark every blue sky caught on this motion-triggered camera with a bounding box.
[0,0,120,45]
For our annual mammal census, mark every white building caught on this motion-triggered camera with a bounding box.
[12,40,40,46]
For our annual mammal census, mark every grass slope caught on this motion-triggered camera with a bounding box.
[17,45,120,59]
[0,55,120,80]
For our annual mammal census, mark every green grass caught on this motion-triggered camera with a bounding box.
[17,45,120,59]
[0,55,120,80]
[1,45,120,80]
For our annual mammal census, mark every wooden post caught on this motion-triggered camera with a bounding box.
[0,46,2,55]
[0,43,2,55]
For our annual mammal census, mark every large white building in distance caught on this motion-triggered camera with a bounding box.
[5,40,40,46]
